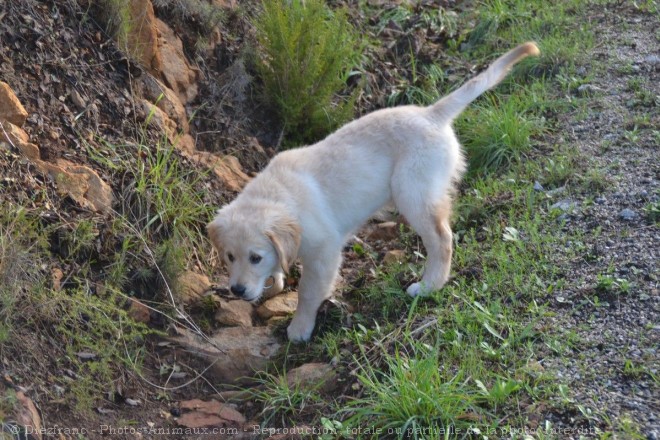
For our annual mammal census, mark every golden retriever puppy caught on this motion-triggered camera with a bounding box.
[208,42,540,342]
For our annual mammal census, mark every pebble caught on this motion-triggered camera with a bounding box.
[577,84,602,96]
[533,181,544,191]
[644,54,660,67]
[551,199,574,212]
[619,208,639,220]
[595,196,607,204]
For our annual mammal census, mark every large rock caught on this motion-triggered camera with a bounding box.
[170,326,281,383]
[141,99,178,141]
[156,19,200,104]
[125,0,162,75]
[0,81,28,126]
[257,291,298,320]
[176,271,211,305]
[0,121,40,160]
[214,298,254,327]
[37,159,114,214]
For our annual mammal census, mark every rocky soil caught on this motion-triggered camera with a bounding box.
[539,3,659,438]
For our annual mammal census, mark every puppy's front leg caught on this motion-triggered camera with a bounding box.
[287,250,342,342]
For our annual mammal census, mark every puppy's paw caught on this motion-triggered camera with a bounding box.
[406,279,446,297]
[406,282,426,297]
[286,315,315,343]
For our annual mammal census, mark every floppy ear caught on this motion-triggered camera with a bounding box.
[206,216,225,254]
[266,217,301,275]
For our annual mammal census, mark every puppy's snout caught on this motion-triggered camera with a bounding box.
[230,284,247,297]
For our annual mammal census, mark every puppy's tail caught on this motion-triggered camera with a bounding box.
[428,42,540,122]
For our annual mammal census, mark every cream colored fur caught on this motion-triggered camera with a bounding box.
[208,42,540,342]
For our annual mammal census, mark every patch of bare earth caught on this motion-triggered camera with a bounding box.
[540,4,658,438]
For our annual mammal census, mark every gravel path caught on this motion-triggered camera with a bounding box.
[541,4,659,438]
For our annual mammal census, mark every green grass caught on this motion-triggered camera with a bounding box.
[253,0,361,146]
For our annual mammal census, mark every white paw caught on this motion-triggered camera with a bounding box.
[287,315,315,342]
[406,282,426,297]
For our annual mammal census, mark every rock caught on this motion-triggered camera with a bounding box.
[156,19,200,104]
[533,181,544,192]
[595,196,607,205]
[0,121,40,160]
[138,75,189,133]
[170,326,281,383]
[141,99,178,141]
[286,363,337,393]
[214,298,254,327]
[257,291,298,319]
[176,271,211,305]
[0,82,28,126]
[619,208,638,221]
[177,398,245,429]
[128,299,151,323]
[367,221,399,241]
[643,54,660,69]
[36,159,114,213]
[383,249,406,265]
[550,199,575,212]
[173,133,196,154]
[189,151,250,192]
[16,391,42,440]
[576,84,602,97]
[125,0,162,75]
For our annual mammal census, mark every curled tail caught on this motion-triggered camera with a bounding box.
[429,42,540,122]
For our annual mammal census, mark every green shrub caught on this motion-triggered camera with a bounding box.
[254,0,360,146]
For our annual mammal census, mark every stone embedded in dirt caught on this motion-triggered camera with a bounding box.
[0,82,28,127]
[37,159,114,214]
[0,121,40,160]
[285,363,338,393]
[367,221,399,241]
[141,99,178,142]
[170,326,281,383]
[176,271,211,305]
[174,134,196,154]
[128,299,151,323]
[383,249,407,265]
[533,181,544,192]
[643,54,660,69]
[125,0,162,75]
[190,151,250,192]
[214,298,254,327]
[550,199,575,212]
[618,208,639,221]
[156,19,201,104]
[256,291,298,320]
[138,75,190,134]
[15,391,42,440]
[177,398,245,429]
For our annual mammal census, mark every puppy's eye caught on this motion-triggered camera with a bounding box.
[227,253,235,262]
[249,254,262,264]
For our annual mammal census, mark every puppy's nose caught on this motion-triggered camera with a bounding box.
[230,284,247,297]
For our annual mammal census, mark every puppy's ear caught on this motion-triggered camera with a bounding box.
[206,215,225,254]
[266,217,301,275]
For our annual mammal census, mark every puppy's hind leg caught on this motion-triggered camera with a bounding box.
[287,247,342,342]
[393,168,454,296]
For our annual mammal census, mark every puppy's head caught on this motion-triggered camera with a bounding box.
[207,203,301,302]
